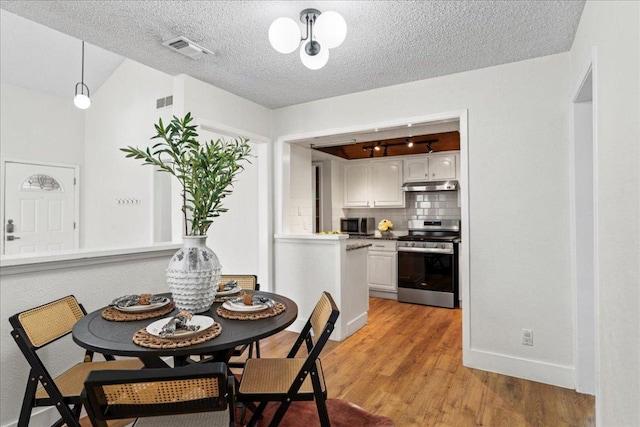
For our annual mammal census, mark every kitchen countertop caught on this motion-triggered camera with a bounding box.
[347,234,401,241]
[346,242,372,251]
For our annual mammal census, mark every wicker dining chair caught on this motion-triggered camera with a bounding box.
[237,291,340,427]
[82,362,235,427]
[220,274,262,364]
[8,295,143,427]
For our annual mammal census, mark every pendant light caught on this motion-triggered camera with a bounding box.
[74,41,91,110]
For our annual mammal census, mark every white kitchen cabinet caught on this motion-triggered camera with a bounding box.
[366,240,397,295]
[343,159,404,208]
[343,163,370,207]
[403,153,457,182]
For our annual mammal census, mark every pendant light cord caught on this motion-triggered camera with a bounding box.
[81,41,85,94]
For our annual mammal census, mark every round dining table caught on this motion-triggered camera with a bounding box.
[72,291,298,368]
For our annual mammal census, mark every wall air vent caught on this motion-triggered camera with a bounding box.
[162,36,213,60]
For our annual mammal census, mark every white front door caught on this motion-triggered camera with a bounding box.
[3,161,77,255]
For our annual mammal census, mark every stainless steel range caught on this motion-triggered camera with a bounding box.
[397,219,460,308]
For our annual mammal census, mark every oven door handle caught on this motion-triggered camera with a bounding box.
[398,247,454,254]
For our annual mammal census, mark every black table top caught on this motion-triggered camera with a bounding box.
[72,291,297,363]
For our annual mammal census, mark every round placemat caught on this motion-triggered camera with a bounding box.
[132,323,222,349]
[216,301,286,320]
[101,302,176,322]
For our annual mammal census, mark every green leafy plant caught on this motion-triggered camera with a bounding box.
[121,113,252,236]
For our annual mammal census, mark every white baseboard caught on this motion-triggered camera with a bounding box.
[346,312,368,338]
[369,290,397,300]
[464,347,575,389]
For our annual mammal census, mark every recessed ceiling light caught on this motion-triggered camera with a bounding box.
[407,123,412,127]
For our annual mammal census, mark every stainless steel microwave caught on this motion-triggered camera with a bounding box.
[340,217,375,235]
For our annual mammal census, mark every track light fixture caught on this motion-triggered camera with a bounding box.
[74,41,91,109]
[269,9,347,70]
[426,142,434,153]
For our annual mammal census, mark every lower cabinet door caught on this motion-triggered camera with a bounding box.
[368,251,398,292]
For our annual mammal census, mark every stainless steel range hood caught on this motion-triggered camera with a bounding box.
[402,180,458,192]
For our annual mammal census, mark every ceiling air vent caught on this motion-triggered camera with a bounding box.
[162,36,213,60]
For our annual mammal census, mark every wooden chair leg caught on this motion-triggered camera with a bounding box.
[268,400,293,427]
[311,370,330,427]
[17,372,37,427]
[247,401,268,427]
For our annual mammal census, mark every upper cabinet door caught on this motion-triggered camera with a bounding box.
[343,163,370,207]
[428,154,457,180]
[371,159,404,207]
[404,157,429,182]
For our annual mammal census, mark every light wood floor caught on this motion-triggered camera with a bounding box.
[81,297,595,426]
[258,297,595,427]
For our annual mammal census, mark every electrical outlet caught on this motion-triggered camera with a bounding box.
[521,329,533,346]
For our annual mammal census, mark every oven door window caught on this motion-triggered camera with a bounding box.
[398,251,455,292]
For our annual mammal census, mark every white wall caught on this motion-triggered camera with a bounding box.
[330,158,344,231]
[274,53,575,387]
[173,75,273,288]
[570,1,640,425]
[289,144,313,234]
[0,83,85,166]
[83,59,173,250]
[0,252,173,427]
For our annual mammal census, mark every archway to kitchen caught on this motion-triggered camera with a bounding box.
[273,109,470,360]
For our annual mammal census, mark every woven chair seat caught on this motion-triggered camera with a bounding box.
[35,359,143,399]
[132,411,230,427]
[239,358,325,396]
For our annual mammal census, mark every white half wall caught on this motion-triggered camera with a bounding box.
[0,249,174,427]
[274,53,575,388]
[570,1,640,425]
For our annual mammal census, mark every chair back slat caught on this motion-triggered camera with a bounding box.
[102,377,221,405]
[310,293,334,339]
[17,295,84,348]
[220,274,258,291]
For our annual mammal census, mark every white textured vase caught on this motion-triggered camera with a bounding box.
[166,236,221,313]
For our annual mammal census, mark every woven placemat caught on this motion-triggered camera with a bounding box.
[132,323,222,349]
[216,301,286,320]
[101,302,176,322]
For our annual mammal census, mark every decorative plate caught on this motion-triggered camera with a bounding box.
[216,286,242,296]
[146,315,215,338]
[222,300,270,313]
[115,297,171,313]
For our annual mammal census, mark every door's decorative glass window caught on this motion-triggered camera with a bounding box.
[21,174,63,191]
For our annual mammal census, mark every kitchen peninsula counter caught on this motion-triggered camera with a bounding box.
[274,234,368,340]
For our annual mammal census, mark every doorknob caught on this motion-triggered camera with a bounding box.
[5,219,14,233]
[6,235,20,241]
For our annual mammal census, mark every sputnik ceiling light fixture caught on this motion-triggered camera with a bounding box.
[73,41,91,109]
[268,9,347,70]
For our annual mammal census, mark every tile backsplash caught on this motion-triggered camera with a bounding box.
[341,191,460,231]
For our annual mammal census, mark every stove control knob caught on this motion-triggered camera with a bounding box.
[408,242,415,247]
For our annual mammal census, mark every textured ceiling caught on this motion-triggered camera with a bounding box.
[0,1,585,109]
